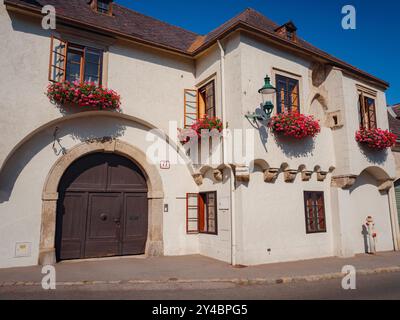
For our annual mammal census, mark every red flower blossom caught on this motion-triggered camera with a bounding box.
[46,81,121,110]
[178,116,223,145]
[355,128,396,150]
[268,112,321,139]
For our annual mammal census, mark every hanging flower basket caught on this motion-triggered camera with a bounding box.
[268,112,321,139]
[47,81,121,110]
[178,116,223,145]
[355,128,396,150]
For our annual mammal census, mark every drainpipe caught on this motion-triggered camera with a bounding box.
[217,40,237,266]
[217,40,226,164]
[228,164,237,266]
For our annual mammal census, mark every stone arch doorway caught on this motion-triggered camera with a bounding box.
[56,152,149,261]
[40,139,164,265]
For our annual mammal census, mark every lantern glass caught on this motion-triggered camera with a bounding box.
[258,75,276,98]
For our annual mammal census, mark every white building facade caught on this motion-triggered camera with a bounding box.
[0,0,399,268]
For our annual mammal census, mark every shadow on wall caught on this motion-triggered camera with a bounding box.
[8,9,51,39]
[362,224,369,254]
[273,135,316,159]
[358,144,388,165]
[0,129,52,203]
[55,111,127,141]
[0,117,127,203]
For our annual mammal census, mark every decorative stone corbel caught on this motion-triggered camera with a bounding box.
[378,179,394,192]
[213,169,223,182]
[284,169,298,183]
[331,175,358,189]
[192,173,203,186]
[264,168,280,183]
[317,171,328,182]
[301,170,313,181]
[235,165,250,182]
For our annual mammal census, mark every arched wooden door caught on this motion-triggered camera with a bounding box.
[56,153,148,261]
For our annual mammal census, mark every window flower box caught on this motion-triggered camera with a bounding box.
[268,112,320,139]
[178,116,223,145]
[47,81,121,110]
[355,128,396,150]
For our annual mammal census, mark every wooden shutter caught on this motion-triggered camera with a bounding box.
[48,35,68,82]
[198,193,205,232]
[186,193,199,234]
[184,89,198,128]
[358,93,366,129]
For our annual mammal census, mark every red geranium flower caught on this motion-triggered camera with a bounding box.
[268,112,321,139]
[355,128,396,150]
[47,81,121,110]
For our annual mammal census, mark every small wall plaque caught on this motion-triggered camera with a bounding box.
[15,242,32,258]
[160,161,170,169]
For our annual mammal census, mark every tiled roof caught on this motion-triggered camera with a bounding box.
[5,0,200,52]
[4,0,389,87]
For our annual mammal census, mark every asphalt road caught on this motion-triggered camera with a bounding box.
[0,272,399,300]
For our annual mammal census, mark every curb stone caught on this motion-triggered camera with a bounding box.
[0,266,399,288]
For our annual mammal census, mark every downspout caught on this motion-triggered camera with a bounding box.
[217,40,237,266]
[217,40,227,164]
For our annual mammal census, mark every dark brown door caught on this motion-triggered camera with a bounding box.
[56,153,148,261]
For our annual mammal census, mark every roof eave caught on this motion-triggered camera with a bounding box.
[5,1,390,89]
[4,0,193,57]
[192,21,389,90]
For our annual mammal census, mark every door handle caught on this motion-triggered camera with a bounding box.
[114,218,121,224]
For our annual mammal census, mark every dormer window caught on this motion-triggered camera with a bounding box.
[90,0,113,15]
[286,30,294,41]
[275,21,297,42]
[97,0,111,14]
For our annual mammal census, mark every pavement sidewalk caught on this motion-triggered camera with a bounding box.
[0,252,400,287]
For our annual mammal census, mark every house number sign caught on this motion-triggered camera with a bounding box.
[160,160,170,169]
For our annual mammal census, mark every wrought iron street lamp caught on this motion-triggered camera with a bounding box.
[245,74,276,124]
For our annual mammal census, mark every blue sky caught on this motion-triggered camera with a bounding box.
[117,0,399,105]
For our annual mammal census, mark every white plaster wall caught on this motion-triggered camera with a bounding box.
[0,6,59,167]
[0,3,196,171]
[239,168,334,265]
[107,40,195,132]
[238,33,336,172]
[348,172,394,254]
[0,115,199,268]
[342,75,396,177]
[198,169,231,263]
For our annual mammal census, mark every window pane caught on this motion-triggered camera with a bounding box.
[66,63,81,83]
[97,0,110,13]
[199,81,215,118]
[206,192,216,234]
[66,50,82,83]
[276,75,300,113]
[84,50,101,85]
[366,97,377,129]
[304,192,326,233]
